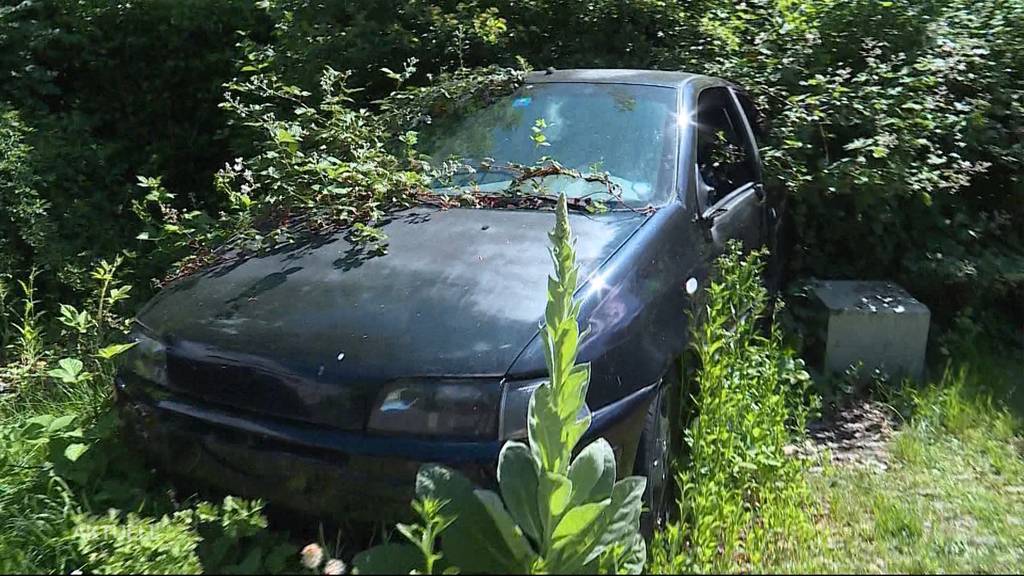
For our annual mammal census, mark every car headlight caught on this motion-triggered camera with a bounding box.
[367,380,500,439]
[498,378,591,441]
[120,327,168,387]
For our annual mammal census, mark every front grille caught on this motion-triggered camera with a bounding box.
[164,351,369,431]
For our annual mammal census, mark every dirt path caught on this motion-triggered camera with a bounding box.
[792,399,899,472]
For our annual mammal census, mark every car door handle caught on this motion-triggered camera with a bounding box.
[701,205,729,222]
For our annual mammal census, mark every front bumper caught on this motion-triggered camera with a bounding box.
[117,377,654,523]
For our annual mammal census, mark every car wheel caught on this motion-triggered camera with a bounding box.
[635,375,676,539]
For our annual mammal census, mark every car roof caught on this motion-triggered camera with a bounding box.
[524,68,732,91]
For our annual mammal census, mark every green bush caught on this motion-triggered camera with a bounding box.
[2,1,1023,572]
[0,253,294,574]
[67,496,293,574]
[133,61,523,283]
[651,0,1023,322]
[72,511,203,575]
[254,0,1023,326]
[651,243,817,573]
[0,393,296,574]
[0,108,52,297]
[4,0,1022,328]
[0,0,262,297]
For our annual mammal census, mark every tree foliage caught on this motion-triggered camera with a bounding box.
[1,0,1020,327]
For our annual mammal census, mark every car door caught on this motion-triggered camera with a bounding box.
[692,86,766,252]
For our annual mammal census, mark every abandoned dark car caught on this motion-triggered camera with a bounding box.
[117,69,784,526]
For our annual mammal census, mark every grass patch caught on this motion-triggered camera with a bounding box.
[649,248,1022,574]
[780,347,1024,573]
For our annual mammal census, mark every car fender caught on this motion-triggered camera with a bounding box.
[504,202,710,411]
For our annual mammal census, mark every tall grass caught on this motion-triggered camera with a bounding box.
[0,262,296,573]
[651,244,817,573]
[790,343,1024,573]
[12,268,45,369]
[0,273,11,360]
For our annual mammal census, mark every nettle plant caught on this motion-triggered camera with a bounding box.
[354,195,646,574]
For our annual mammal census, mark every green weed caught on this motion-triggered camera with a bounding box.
[0,260,297,574]
[650,243,817,573]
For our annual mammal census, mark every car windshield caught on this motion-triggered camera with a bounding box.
[420,82,679,208]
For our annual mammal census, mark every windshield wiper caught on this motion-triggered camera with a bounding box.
[473,192,607,213]
[443,159,521,178]
[527,193,608,212]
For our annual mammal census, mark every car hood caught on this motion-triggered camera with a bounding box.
[139,206,647,383]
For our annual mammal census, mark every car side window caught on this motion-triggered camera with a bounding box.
[695,87,759,205]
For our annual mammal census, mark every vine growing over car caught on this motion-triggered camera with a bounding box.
[136,58,528,285]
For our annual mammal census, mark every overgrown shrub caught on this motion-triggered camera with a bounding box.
[134,61,523,283]
[1,1,1023,572]
[0,0,263,298]
[651,243,817,573]
[71,511,203,575]
[250,0,1023,328]
[0,255,295,574]
[650,0,1023,324]
[0,108,52,298]
[0,402,295,574]
[4,0,1023,329]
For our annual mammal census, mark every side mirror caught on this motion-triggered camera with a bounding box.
[693,165,720,243]
[694,165,722,217]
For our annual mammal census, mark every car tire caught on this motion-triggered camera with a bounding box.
[634,373,677,540]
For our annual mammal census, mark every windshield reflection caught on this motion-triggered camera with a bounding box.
[420,82,679,207]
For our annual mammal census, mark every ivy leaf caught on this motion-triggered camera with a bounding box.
[96,342,138,360]
[274,128,297,144]
[64,442,89,462]
[58,304,91,334]
[26,414,56,429]
[47,358,89,384]
[47,414,77,433]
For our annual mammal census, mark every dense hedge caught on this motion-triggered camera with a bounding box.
[0,0,264,299]
[1,0,1021,328]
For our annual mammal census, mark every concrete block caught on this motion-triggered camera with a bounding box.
[812,280,930,381]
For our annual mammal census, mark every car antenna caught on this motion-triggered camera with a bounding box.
[545,66,556,75]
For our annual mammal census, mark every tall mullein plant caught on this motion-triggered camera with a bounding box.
[353,194,647,575]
